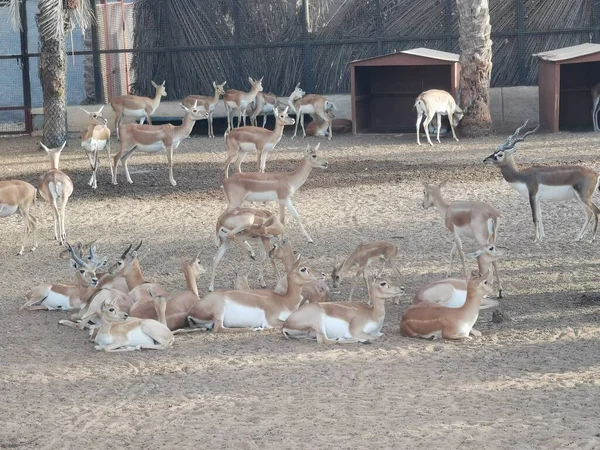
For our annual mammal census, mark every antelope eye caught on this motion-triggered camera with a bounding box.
[108,308,115,312]
[380,282,387,287]
[311,154,317,158]
[79,269,85,274]
[489,246,494,251]
[300,267,307,272]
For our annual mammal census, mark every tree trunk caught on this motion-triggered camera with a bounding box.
[37,12,68,148]
[456,0,493,137]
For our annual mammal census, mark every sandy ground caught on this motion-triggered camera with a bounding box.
[1,129,600,449]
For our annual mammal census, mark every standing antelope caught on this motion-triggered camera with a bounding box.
[414,89,463,146]
[288,83,336,140]
[222,144,328,243]
[80,106,111,189]
[400,271,491,340]
[0,180,37,255]
[592,83,600,132]
[247,91,279,128]
[422,182,501,279]
[223,106,295,176]
[110,80,167,137]
[484,120,600,242]
[112,101,208,186]
[183,81,227,138]
[38,142,73,245]
[331,241,403,302]
[283,279,404,344]
[223,77,264,130]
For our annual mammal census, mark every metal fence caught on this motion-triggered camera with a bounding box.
[1,0,600,134]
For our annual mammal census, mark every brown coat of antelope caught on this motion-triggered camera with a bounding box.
[183,80,227,138]
[223,77,264,129]
[80,106,112,189]
[246,91,279,128]
[288,84,336,139]
[110,80,167,136]
[0,180,37,255]
[306,110,352,137]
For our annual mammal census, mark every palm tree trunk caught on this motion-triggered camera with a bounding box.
[456,0,493,137]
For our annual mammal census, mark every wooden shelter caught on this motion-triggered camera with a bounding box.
[534,43,600,132]
[349,48,461,134]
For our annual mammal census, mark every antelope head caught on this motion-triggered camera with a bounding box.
[288,254,320,286]
[483,120,540,166]
[249,76,264,92]
[421,181,446,209]
[67,242,99,287]
[213,81,227,96]
[304,143,328,169]
[369,279,405,300]
[180,100,209,121]
[80,106,108,126]
[150,80,167,98]
[108,241,143,275]
[275,107,295,126]
[290,82,305,100]
[466,244,509,262]
[99,300,128,322]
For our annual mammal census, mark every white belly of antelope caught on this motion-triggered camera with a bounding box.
[538,184,575,201]
[223,299,268,328]
[239,142,258,153]
[42,291,72,310]
[0,204,18,217]
[123,108,146,117]
[126,327,155,346]
[442,289,467,308]
[323,315,351,340]
[136,142,165,153]
[91,139,107,152]
[246,191,278,202]
[300,105,316,115]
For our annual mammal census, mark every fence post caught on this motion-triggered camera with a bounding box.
[593,0,600,43]
[89,0,104,104]
[301,0,314,92]
[444,0,453,52]
[516,0,527,85]
[374,0,383,55]
[19,0,32,133]
[231,0,243,85]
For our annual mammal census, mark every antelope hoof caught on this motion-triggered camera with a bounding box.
[252,326,265,332]
[436,139,441,143]
[17,249,23,256]
[428,142,434,147]
[498,289,504,299]
[170,180,177,187]
[249,253,257,261]
[454,138,459,142]
[208,286,214,293]
[359,340,372,345]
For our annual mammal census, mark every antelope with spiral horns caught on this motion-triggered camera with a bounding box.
[80,106,111,189]
[0,180,37,255]
[110,80,167,137]
[483,120,600,242]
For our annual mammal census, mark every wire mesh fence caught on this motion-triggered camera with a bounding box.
[0,0,600,133]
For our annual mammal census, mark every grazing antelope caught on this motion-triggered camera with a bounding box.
[222,143,328,243]
[110,80,167,137]
[183,81,227,138]
[414,89,463,146]
[210,207,284,292]
[223,106,295,176]
[94,300,174,352]
[422,182,500,278]
[282,279,404,344]
[400,271,491,340]
[247,92,279,128]
[0,180,37,255]
[186,254,319,332]
[38,142,73,245]
[269,237,330,305]
[288,83,336,140]
[331,241,403,302]
[80,106,112,189]
[223,77,264,130]
[22,243,102,311]
[112,101,208,186]
[306,111,352,137]
[484,120,600,242]
[592,83,600,132]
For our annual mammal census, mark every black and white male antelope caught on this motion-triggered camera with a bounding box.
[39,142,73,245]
[222,143,328,243]
[110,80,167,137]
[183,81,227,138]
[483,120,600,242]
[414,89,463,146]
[112,101,208,186]
[0,180,37,255]
[223,77,264,130]
[80,106,111,189]
[288,83,336,140]
[223,106,295,176]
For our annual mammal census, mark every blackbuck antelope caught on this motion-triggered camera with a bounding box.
[422,182,501,279]
[22,243,102,311]
[210,207,284,292]
[187,255,319,332]
[400,271,491,340]
[0,180,37,255]
[183,81,226,138]
[331,241,403,302]
[223,106,295,176]
[112,101,208,186]
[269,237,330,305]
[283,279,404,344]
[80,106,111,189]
[306,110,352,137]
[414,89,463,146]
[110,80,167,136]
[223,77,264,130]
[222,143,328,243]
[247,91,279,128]
[484,120,600,242]
[592,83,600,132]
[288,83,336,140]
[39,142,73,245]
[94,300,174,352]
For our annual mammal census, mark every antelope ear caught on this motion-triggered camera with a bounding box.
[249,77,255,84]
[162,80,166,86]
[179,103,189,111]
[292,253,302,270]
[96,105,104,114]
[314,142,321,151]
[222,81,227,86]
[466,250,482,259]
[40,142,51,153]
[283,106,289,115]
[57,142,67,153]
[274,107,279,116]
[295,82,300,89]
[151,80,158,88]
[305,144,311,153]
[213,81,217,88]
[80,107,91,115]
[259,76,264,82]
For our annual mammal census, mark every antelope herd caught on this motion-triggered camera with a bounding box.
[3,77,600,352]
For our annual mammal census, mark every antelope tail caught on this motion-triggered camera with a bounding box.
[325,100,337,111]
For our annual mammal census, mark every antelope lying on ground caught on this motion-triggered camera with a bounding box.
[331,241,403,302]
[93,300,174,352]
[400,271,491,340]
[288,83,336,140]
[222,143,328,243]
[306,110,352,137]
[110,80,167,137]
[223,106,295,176]
[112,101,208,186]
[283,279,404,344]
[247,91,279,128]
[0,180,37,255]
[422,182,501,279]
[183,80,226,138]
[223,77,263,130]
[484,120,600,242]
[39,142,73,245]
[414,89,463,146]
[210,207,284,292]
[186,255,319,332]
[269,237,330,304]
[80,106,111,188]
[592,83,600,132]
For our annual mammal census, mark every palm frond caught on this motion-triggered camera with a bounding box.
[8,0,22,32]
[38,0,66,40]
[68,0,95,33]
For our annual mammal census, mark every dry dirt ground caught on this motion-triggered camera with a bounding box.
[1,130,600,449]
